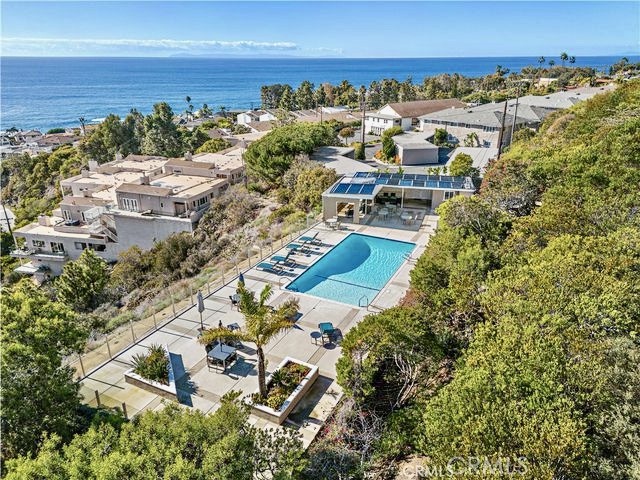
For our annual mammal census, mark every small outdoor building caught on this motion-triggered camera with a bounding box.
[322,172,475,224]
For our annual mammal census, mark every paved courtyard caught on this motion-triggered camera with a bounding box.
[79,218,436,445]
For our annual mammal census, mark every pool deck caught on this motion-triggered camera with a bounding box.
[79,216,437,446]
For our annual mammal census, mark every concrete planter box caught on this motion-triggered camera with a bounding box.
[124,344,178,401]
[250,357,319,425]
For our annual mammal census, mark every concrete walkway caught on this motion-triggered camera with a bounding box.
[79,220,434,446]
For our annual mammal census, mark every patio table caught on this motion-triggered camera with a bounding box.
[318,322,335,343]
[207,344,237,372]
[401,213,413,224]
[379,208,389,220]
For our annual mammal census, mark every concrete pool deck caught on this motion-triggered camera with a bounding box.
[79,216,437,446]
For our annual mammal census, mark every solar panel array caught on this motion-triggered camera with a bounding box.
[330,172,471,195]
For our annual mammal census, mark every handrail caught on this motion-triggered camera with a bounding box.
[358,295,368,307]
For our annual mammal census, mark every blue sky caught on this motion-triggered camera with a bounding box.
[1,1,638,57]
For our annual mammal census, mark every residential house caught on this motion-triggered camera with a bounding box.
[419,85,614,148]
[11,150,245,279]
[365,99,466,135]
[236,110,277,126]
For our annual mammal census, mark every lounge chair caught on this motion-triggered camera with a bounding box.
[299,230,321,245]
[256,262,283,273]
[271,253,296,267]
[286,242,308,254]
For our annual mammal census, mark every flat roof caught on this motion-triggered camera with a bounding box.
[324,171,475,198]
[393,134,438,150]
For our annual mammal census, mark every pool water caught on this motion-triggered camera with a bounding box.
[286,233,415,306]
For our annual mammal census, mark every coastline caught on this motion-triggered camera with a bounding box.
[1,55,635,132]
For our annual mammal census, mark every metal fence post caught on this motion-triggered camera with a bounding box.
[94,390,101,406]
[105,334,112,358]
[129,318,136,342]
[152,311,157,329]
[171,290,176,317]
[122,402,128,419]
[207,281,211,295]
[78,354,86,377]
[222,270,225,285]
[190,287,194,305]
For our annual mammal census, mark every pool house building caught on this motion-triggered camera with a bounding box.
[322,172,476,224]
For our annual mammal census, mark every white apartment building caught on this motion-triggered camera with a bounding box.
[11,151,246,279]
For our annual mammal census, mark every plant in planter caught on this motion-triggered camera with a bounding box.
[199,283,299,398]
[251,361,311,411]
[131,344,169,385]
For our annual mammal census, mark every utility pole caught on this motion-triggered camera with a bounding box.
[361,100,366,144]
[509,82,522,146]
[496,100,508,160]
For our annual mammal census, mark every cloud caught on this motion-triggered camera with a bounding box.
[1,37,299,55]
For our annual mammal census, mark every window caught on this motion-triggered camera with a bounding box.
[51,242,65,253]
[32,239,45,248]
[74,242,87,250]
[121,198,139,212]
[444,191,458,200]
[195,197,208,208]
[62,210,72,221]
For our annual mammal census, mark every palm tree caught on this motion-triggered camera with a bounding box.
[560,52,568,66]
[538,56,545,65]
[184,96,194,121]
[219,106,228,119]
[549,59,556,67]
[78,117,86,137]
[199,284,299,397]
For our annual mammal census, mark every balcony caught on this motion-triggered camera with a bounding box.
[11,248,68,261]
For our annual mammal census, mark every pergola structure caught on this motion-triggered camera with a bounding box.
[322,172,475,224]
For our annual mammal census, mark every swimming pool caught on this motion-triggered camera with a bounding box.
[286,233,415,306]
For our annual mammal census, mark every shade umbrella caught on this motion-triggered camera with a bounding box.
[196,290,205,331]
[238,272,245,286]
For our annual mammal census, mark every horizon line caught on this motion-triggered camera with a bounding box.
[1,53,637,59]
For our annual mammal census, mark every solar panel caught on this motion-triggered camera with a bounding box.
[346,184,362,194]
[332,183,349,194]
[399,179,413,186]
[360,184,375,195]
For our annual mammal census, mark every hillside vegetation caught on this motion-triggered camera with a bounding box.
[323,80,640,479]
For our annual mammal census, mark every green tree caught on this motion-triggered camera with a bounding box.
[199,284,299,397]
[314,84,328,108]
[380,135,396,161]
[142,102,183,157]
[199,103,212,117]
[79,114,131,164]
[448,153,474,176]
[295,80,315,110]
[278,85,295,111]
[339,126,354,145]
[195,137,232,154]
[292,165,338,211]
[337,307,443,407]
[432,128,448,146]
[353,142,365,160]
[244,122,336,185]
[1,281,86,460]
[5,399,306,479]
[55,249,110,312]
[560,51,569,66]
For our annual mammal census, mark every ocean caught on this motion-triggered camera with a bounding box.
[0,55,634,131]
